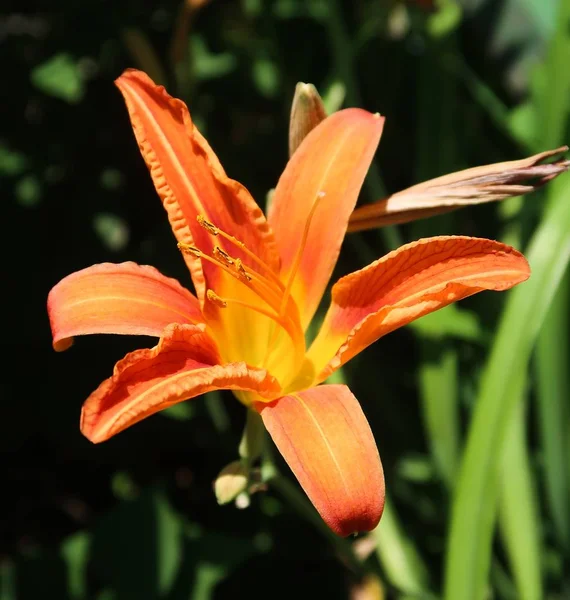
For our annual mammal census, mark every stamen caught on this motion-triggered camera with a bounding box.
[178,228,304,362]
[197,215,285,291]
[179,242,283,314]
[197,215,219,236]
[207,289,227,308]
[207,291,302,350]
[213,245,234,266]
[234,259,252,281]
[177,243,202,258]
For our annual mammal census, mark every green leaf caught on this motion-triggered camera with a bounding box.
[91,488,183,599]
[533,0,570,556]
[168,532,256,600]
[374,494,432,597]
[443,174,570,600]
[535,283,570,550]
[409,304,483,342]
[93,213,129,252]
[15,175,42,208]
[419,341,459,485]
[192,36,236,80]
[252,58,280,98]
[498,395,543,600]
[60,532,91,600]
[161,402,195,421]
[321,80,346,114]
[0,143,28,176]
[30,53,85,103]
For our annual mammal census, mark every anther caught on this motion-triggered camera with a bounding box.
[234,259,252,281]
[213,246,234,266]
[197,215,219,236]
[207,289,227,308]
[178,243,202,257]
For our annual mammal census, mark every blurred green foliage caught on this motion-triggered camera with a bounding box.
[2,0,570,598]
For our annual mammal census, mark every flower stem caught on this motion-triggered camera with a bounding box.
[239,409,265,466]
[261,438,366,576]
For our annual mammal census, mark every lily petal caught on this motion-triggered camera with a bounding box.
[348,146,570,232]
[256,384,384,537]
[308,236,530,381]
[115,69,280,300]
[48,262,204,352]
[82,324,282,443]
[270,108,384,329]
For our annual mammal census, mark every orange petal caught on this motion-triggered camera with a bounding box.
[47,262,204,352]
[308,236,530,381]
[269,109,384,329]
[115,69,280,300]
[82,324,282,443]
[348,146,570,232]
[256,385,385,537]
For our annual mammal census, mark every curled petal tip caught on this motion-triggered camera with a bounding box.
[348,146,570,232]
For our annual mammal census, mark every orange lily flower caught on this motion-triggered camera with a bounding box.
[47,70,530,537]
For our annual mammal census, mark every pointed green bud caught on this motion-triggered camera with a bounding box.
[214,461,249,505]
[289,82,327,157]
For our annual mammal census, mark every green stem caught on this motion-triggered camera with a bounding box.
[238,409,265,466]
[262,440,365,576]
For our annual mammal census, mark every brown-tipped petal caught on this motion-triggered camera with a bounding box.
[308,236,530,381]
[47,262,204,351]
[114,69,280,301]
[256,385,385,537]
[348,146,570,232]
[288,82,327,158]
[81,324,281,443]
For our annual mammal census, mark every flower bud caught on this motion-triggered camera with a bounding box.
[214,461,248,505]
[289,82,327,157]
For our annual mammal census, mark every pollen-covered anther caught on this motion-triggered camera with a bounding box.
[234,259,252,281]
[198,215,246,250]
[197,215,219,235]
[207,289,227,308]
[177,243,202,258]
[213,245,234,266]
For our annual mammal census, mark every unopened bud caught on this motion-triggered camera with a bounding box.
[289,82,327,157]
[214,461,248,505]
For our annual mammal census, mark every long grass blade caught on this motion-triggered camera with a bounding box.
[443,174,570,600]
[498,384,543,600]
[535,285,570,551]
[374,494,431,597]
[533,0,570,555]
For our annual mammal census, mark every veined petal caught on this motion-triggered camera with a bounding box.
[308,236,530,381]
[269,109,384,329]
[82,324,281,443]
[115,69,280,301]
[48,262,204,352]
[256,385,385,537]
[348,146,570,232]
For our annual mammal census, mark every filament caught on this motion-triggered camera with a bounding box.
[197,215,285,290]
